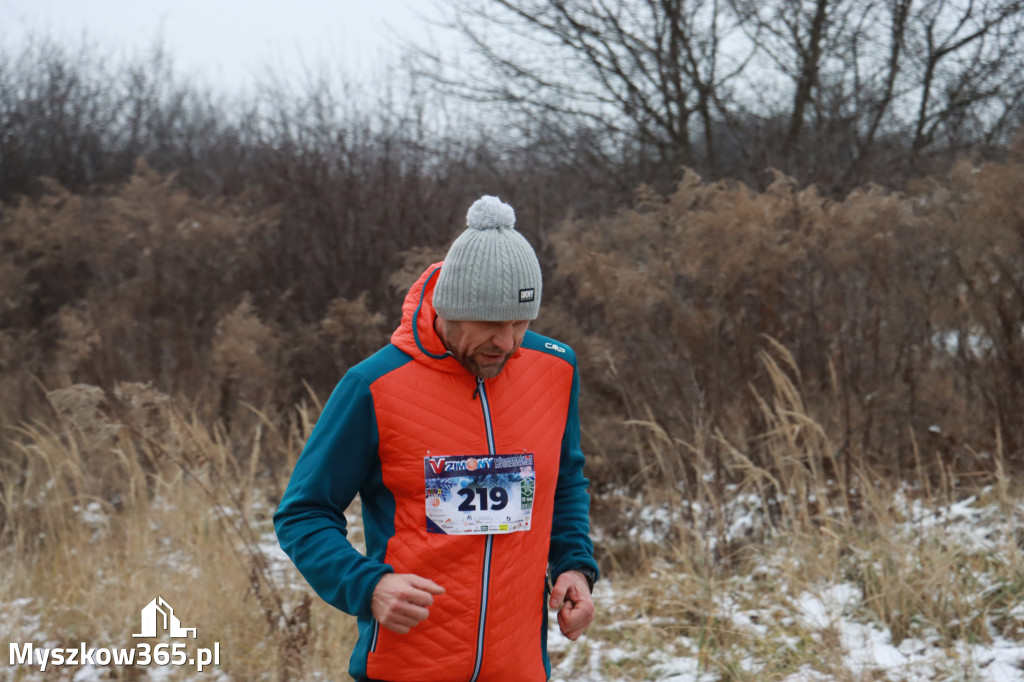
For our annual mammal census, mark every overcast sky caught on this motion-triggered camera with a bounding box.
[0,0,445,92]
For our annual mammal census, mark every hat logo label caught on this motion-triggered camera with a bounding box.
[519,288,536,303]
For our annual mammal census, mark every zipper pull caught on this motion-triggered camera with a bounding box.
[472,378,482,400]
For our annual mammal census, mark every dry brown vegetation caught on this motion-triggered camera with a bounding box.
[549,158,1024,490]
[2,146,1023,678]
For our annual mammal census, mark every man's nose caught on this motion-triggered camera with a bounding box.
[491,324,515,352]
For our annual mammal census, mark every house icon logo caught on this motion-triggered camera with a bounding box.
[132,597,197,639]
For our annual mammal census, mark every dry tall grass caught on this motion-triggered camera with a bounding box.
[1,383,356,681]
[4,353,1020,680]
[559,346,1023,680]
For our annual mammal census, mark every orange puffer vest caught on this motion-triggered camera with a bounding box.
[275,263,597,681]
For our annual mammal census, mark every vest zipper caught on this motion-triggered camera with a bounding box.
[469,377,495,682]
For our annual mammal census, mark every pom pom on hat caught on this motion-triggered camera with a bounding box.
[433,195,542,321]
[466,195,516,231]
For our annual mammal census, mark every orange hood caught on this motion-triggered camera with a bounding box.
[391,262,523,374]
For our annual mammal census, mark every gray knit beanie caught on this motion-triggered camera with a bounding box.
[433,195,542,321]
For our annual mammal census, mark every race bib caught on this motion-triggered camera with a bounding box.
[424,453,535,535]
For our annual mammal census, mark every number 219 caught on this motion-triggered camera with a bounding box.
[457,487,508,511]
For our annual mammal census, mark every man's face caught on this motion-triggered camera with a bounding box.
[437,318,530,379]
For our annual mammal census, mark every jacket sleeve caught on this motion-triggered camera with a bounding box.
[273,370,392,619]
[548,359,600,585]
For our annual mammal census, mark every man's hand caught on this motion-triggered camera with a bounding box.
[548,570,595,640]
[371,573,446,634]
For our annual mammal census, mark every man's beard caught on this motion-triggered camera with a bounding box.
[450,346,513,379]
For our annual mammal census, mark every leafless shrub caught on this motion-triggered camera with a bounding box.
[46,384,121,453]
[549,159,1023,494]
[211,295,283,424]
[0,161,275,415]
[319,293,389,370]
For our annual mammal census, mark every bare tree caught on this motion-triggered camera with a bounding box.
[729,0,1024,184]
[729,0,849,154]
[417,0,1024,192]
[902,0,1024,170]
[840,0,913,183]
[414,0,754,181]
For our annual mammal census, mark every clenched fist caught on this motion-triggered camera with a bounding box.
[372,573,446,634]
[548,570,595,640]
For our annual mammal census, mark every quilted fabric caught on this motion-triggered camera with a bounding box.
[369,264,573,681]
[275,262,596,682]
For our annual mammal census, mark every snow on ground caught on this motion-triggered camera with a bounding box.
[546,574,1024,681]
[3,491,1023,680]
[546,486,1024,681]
